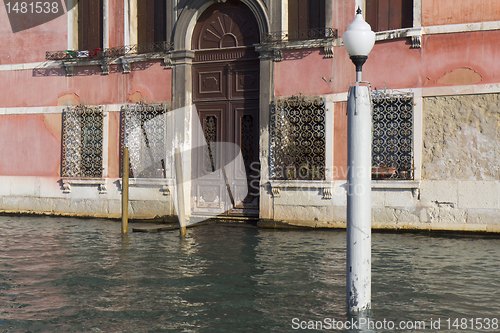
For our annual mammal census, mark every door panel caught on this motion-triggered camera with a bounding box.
[191,98,260,216]
[193,64,228,101]
[229,62,260,100]
[191,104,228,215]
[229,102,260,215]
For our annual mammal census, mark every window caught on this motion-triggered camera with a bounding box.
[121,103,168,178]
[288,0,326,39]
[371,90,413,180]
[78,0,103,50]
[62,106,104,178]
[138,0,167,45]
[366,0,413,32]
[270,96,326,180]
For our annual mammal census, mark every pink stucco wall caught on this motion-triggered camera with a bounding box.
[365,31,500,89]
[107,111,121,178]
[108,0,124,48]
[275,30,500,97]
[0,112,124,178]
[0,114,61,176]
[0,5,66,65]
[274,49,338,97]
[332,1,356,40]
[333,102,348,181]
[422,0,500,26]
[0,61,172,108]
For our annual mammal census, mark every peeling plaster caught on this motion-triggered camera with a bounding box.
[436,67,483,86]
[57,92,80,106]
[128,90,144,103]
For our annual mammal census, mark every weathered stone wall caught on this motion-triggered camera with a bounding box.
[423,94,500,180]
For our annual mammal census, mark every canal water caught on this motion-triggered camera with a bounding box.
[1,216,499,332]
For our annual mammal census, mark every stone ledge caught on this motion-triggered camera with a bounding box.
[258,219,500,234]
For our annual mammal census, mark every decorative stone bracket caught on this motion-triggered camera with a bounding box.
[121,58,131,74]
[99,183,107,194]
[322,188,333,199]
[163,54,173,69]
[162,185,171,196]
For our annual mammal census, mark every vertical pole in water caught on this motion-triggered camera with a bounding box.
[346,75,372,313]
[174,148,187,236]
[343,7,375,315]
[122,147,129,234]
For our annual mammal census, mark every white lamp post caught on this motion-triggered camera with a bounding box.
[342,7,375,314]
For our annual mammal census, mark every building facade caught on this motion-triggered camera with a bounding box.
[1,0,500,232]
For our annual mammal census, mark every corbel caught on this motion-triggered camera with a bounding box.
[324,42,334,58]
[273,49,283,62]
[322,188,332,199]
[411,35,421,49]
[64,64,74,76]
[121,58,131,74]
[101,61,110,75]
[163,53,173,69]
[99,183,108,194]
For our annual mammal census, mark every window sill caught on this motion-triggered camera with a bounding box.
[119,178,172,186]
[255,37,337,61]
[119,178,173,195]
[372,180,420,189]
[61,178,107,194]
[269,180,334,188]
[374,27,422,48]
[268,180,335,199]
[62,178,106,185]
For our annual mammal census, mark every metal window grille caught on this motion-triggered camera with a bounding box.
[203,115,217,173]
[62,105,104,178]
[121,103,168,178]
[371,90,414,180]
[270,96,326,180]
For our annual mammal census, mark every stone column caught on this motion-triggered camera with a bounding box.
[171,50,195,110]
[170,50,195,219]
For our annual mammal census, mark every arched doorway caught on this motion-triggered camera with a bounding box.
[191,0,260,217]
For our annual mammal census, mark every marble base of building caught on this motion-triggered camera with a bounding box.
[1,176,500,233]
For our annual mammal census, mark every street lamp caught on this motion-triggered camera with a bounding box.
[343,7,375,314]
[343,7,376,82]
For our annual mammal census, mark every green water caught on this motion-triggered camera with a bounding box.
[0,216,499,332]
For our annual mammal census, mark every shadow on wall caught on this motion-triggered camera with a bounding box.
[32,62,156,77]
[282,49,315,61]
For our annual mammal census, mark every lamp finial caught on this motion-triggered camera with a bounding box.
[356,6,362,15]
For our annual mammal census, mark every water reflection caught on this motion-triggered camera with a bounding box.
[1,216,500,332]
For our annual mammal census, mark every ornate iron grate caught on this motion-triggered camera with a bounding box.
[46,41,173,61]
[121,102,168,178]
[263,28,338,43]
[270,96,326,180]
[240,114,255,175]
[62,105,104,178]
[371,90,414,180]
[203,116,217,173]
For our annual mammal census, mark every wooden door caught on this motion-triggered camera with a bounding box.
[191,1,260,217]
